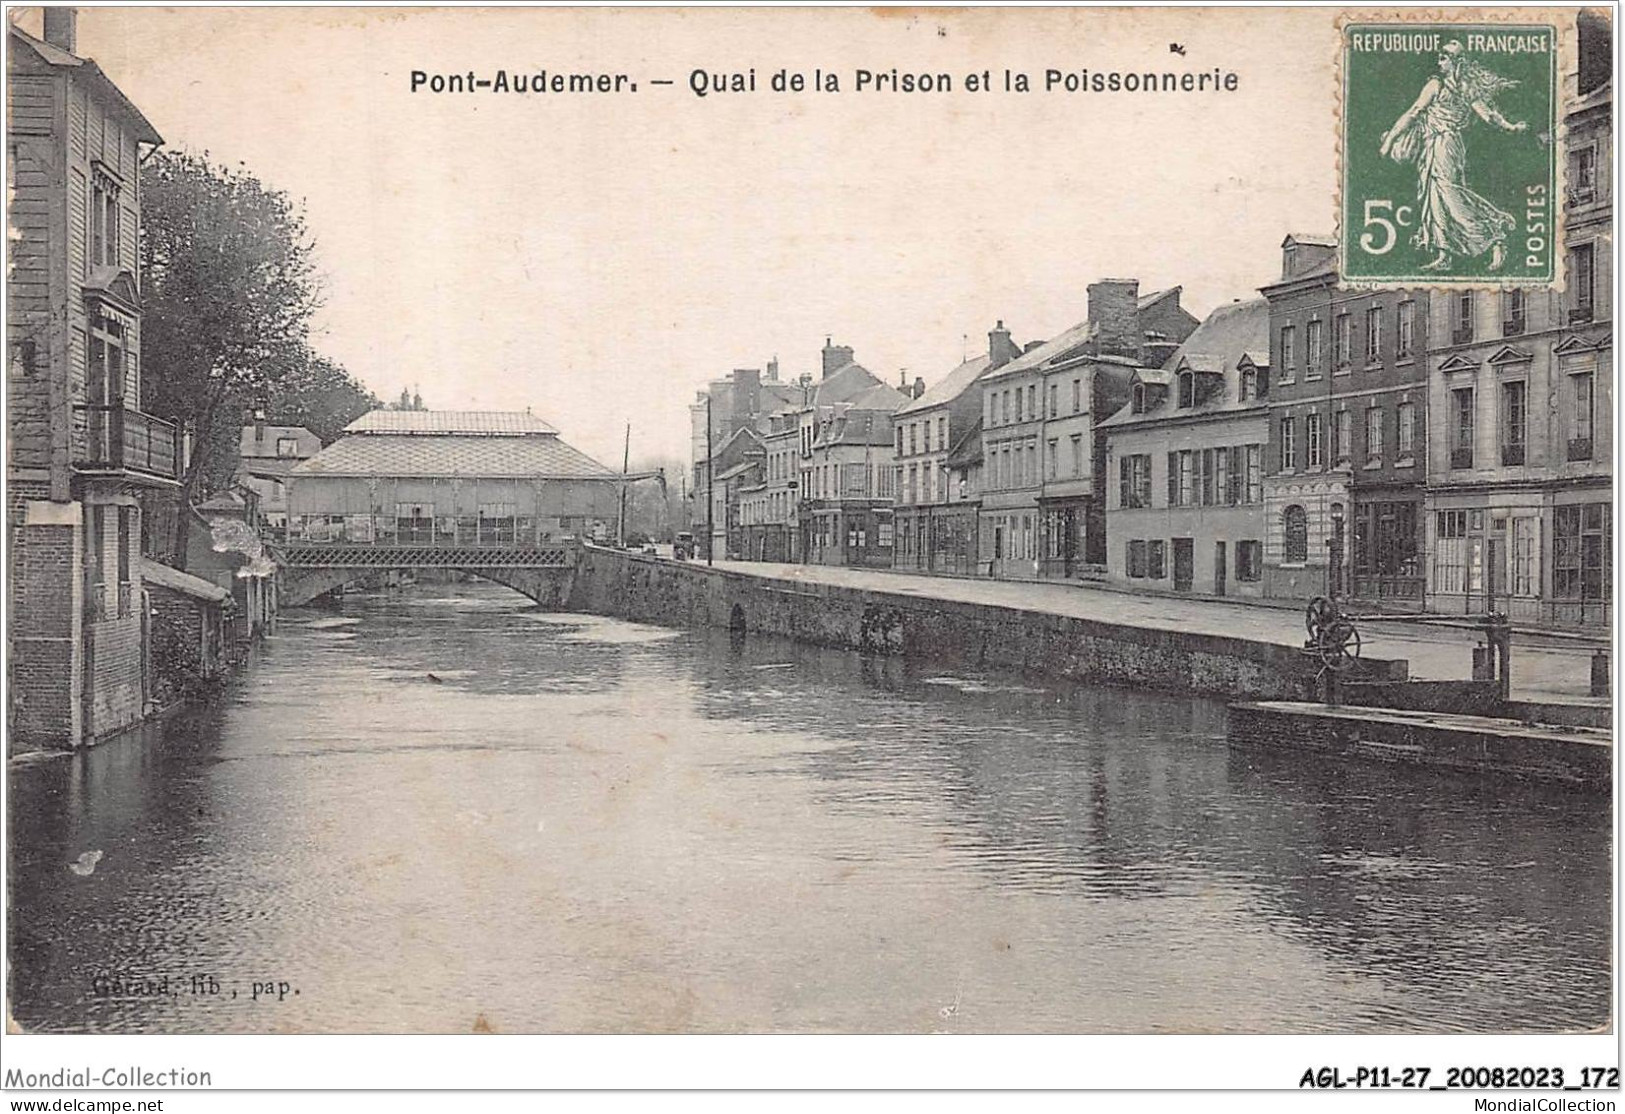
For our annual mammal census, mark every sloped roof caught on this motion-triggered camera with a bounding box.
[897,354,993,415]
[1284,233,1337,247]
[812,362,886,406]
[815,409,896,448]
[1138,286,1180,311]
[846,382,909,412]
[343,410,559,436]
[141,558,229,603]
[291,434,616,479]
[1100,297,1270,430]
[10,26,163,145]
[982,318,1098,383]
[945,418,984,469]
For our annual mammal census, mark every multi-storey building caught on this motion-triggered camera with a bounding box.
[800,384,904,567]
[977,281,1197,579]
[1101,298,1270,597]
[1259,235,1432,603]
[688,359,800,560]
[892,321,1022,574]
[8,14,179,747]
[237,419,322,539]
[1424,19,1612,629]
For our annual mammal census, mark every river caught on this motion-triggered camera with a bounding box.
[7,582,1611,1034]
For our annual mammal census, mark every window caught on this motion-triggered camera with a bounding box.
[1453,292,1474,343]
[1364,405,1383,463]
[1176,451,1194,506]
[1306,412,1324,468]
[1571,243,1596,321]
[1554,503,1610,601]
[1070,434,1083,478]
[922,421,932,454]
[1245,445,1262,504]
[1283,505,1308,564]
[1397,300,1416,358]
[1305,319,1324,376]
[276,437,300,458]
[1119,453,1152,508]
[1451,388,1474,468]
[1364,306,1382,363]
[116,506,133,617]
[1503,289,1527,336]
[89,173,121,271]
[1048,383,1058,418]
[1127,540,1148,579]
[1132,383,1147,414]
[1333,410,1352,464]
[1200,448,1216,506]
[1046,439,1058,481]
[1279,325,1296,379]
[1334,313,1352,367]
[1434,510,1468,594]
[1397,401,1416,457]
[1072,378,1082,413]
[1028,385,1037,419]
[1570,145,1597,202]
[1178,371,1195,408]
[1280,416,1296,471]
[986,394,996,428]
[1239,365,1257,401]
[1148,540,1167,580]
[1215,447,1231,506]
[1500,380,1526,465]
[1569,371,1595,460]
[1002,391,1011,424]
[1513,517,1538,597]
[937,416,946,449]
[1236,540,1262,582]
[478,502,516,544]
[909,424,918,455]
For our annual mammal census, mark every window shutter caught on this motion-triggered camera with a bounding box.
[1167,452,1177,506]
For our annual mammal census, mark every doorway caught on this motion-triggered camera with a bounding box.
[1173,538,1194,592]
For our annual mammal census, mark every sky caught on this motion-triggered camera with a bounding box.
[53,5,1339,465]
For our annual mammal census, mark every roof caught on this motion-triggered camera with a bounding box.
[945,418,984,469]
[846,382,909,412]
[291,434,617,479]
[1138,286,1180,311]
[140,558,229,604]
[343,410,559,436]
[812,362,886,407]
[1100,298,1270,430]
[981,317,1099,383]
[897,354,993,415]
[815,409,895,448]
[1284,233,1337,248]
[10,26,163,145]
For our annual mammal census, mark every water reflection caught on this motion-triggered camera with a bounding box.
[7,583,1610,1034]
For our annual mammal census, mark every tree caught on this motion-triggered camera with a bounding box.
[141,150,322,565]
[260,352,381,445]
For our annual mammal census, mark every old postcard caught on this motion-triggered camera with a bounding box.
[2,2,1615,1098]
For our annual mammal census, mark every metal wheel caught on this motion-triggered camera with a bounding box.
[1319,621,1362,672]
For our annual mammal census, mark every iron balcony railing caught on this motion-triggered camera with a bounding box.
[1450,447,1474,470]
[1501,443,1526,466]
[75,404,181,482]
[1568,437,1594,462]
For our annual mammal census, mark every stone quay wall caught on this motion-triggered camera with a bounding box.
[566,548,1408,701]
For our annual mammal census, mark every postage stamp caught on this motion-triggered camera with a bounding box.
[1340,21,1559,286]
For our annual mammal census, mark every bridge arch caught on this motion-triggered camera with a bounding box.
[280,566,575,609]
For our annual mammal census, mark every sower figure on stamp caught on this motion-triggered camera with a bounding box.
[1379,40,1528,271]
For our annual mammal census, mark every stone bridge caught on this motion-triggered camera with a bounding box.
[277,541,579,608]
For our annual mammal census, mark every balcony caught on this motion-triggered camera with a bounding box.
[1567,305,1594,327]
[1568,437,1594,462]
[75,405,181,485]
[1451,325,1475,345]
[1450,447,1474,470]
[1500,443,1525,466]
[1501,316,1526,337]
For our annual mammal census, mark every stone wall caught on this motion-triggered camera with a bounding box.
[567,548,1408,701]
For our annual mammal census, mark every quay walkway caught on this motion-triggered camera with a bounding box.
[710,560,1608,706]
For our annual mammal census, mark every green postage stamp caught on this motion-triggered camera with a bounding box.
[1341,22,1559,286]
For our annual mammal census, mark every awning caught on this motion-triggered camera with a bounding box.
[140,558,229,604]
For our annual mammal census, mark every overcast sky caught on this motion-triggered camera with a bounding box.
[58,6,1338,465]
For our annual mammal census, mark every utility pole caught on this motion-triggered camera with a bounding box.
[706,394,715,566]
[617,422,630,547]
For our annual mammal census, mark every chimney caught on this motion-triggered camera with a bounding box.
[1023,340,1046,354]
[821,338,855,378]
[43,8,77,53]
[913,377,926,399]
[1087,278,1141,359]
[987,320,1020,370]
[731,368,761,418]
[765,356,779,382]
[253,408,267,442]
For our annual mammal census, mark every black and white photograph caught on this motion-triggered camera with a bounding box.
[1,2,1617,1103]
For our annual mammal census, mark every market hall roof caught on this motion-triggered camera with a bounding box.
[342,410,561,436]
[294,410,614,479]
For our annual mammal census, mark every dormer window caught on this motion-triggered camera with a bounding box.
[1177,371,1195,409]
[1132,382,1147,414]
[1239,366,1257,402]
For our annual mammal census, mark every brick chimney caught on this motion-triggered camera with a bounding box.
[913,377,926,399]
[987,320,1020,369]
[1087,279,1141,359]
[43,8,77,53]
[821,337,855,378]
[765,356,779,382]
